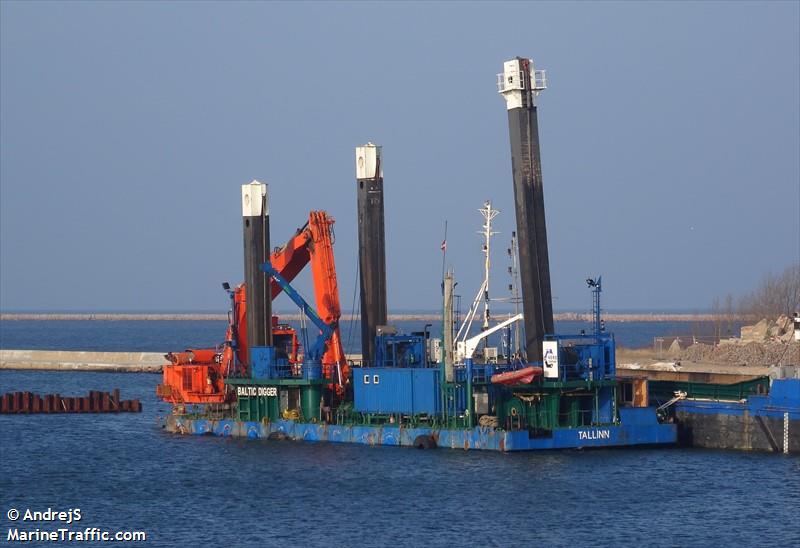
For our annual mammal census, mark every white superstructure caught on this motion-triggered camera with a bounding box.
[497,57,547,110]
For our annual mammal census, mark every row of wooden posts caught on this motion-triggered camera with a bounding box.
[0,389,141,414]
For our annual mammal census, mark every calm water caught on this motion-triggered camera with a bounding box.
[0,319,744,353]
[1,369,798,547]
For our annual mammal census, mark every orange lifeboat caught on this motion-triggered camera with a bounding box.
[490,366,543,386]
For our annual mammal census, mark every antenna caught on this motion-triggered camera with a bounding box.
[586,276,603,336]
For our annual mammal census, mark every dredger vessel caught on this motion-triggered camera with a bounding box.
[157,57,678,451]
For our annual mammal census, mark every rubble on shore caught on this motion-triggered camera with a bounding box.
[681,315,798,367]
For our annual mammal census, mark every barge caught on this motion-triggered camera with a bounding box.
[158,57,678,451]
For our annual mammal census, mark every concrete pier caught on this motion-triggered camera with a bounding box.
[617,361,771,383]
[0,350,163,372]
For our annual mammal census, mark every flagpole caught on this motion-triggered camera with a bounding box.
[439,220,449,419]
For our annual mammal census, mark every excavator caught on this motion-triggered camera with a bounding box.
[156,211,348,406]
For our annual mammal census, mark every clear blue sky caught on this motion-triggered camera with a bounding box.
[1,1,798,313]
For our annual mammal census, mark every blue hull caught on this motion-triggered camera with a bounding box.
[675,378,800,420]
[672,379,800,454]
[163,407,676,451]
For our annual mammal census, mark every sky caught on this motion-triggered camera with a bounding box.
[1,1,798,314]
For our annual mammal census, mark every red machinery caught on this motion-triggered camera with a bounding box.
[157,211,348,405]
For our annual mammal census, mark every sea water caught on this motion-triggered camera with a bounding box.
[2,320,796,547]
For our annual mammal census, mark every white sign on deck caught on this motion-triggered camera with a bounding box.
[542,341,559,379]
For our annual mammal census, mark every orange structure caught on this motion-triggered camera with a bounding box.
[157,211,347,405]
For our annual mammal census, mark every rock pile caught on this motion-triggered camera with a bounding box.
[740,315,795,343]
[681,315,799,366]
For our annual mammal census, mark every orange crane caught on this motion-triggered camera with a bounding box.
[157,211,348,405]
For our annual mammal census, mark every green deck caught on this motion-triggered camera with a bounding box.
[649,377,769,403]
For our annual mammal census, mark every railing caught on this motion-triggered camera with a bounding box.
[266,359,322,380]
[496,69,547,93]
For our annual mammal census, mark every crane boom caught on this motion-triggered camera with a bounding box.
[455,279,488,343]
[262,262,335,363]
[269,211,347,380]
[456,313,524,362]
[156,210,348,405]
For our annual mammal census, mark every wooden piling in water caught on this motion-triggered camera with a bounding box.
[0,389,141,414]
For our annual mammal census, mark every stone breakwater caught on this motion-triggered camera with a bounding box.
[0,350,368,373]
[0,350,163,372]
[1,312,725,322]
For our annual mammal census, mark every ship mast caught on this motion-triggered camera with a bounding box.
[454,201,499,352]
[479,201,499,331]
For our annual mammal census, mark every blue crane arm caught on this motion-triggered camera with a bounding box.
[260,261,335,361]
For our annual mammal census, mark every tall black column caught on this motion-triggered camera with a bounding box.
[499,57,554,362]
[355,143,388,365]
[242,180,272,364]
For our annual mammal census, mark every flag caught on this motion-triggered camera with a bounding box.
[440,240,446,252]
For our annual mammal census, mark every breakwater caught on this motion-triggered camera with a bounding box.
[1,349,772,383]
[1,312,731,322]
[0,350,163,372]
